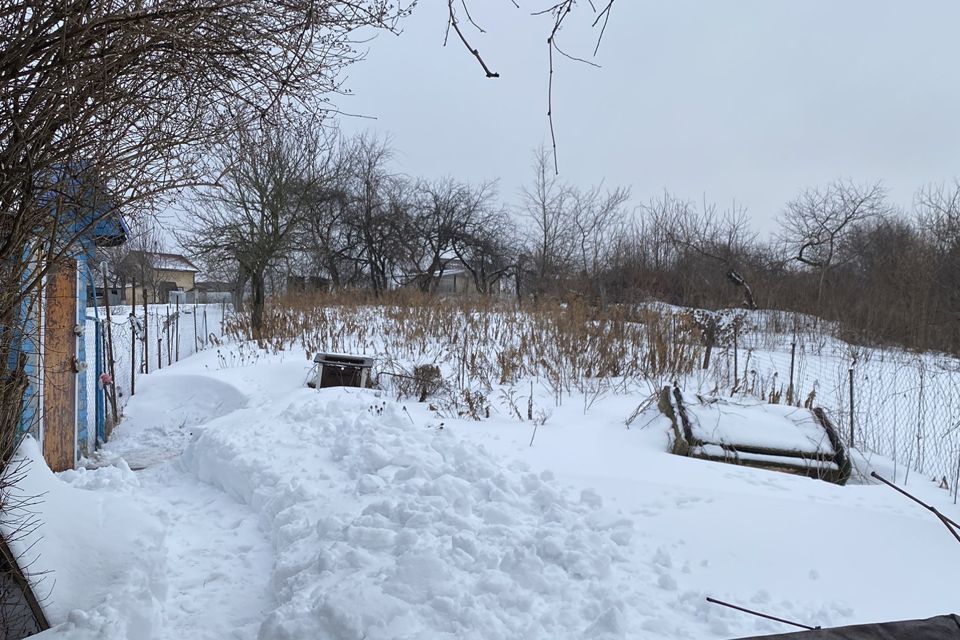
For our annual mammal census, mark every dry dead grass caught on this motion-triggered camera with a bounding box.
[223,291,705,410]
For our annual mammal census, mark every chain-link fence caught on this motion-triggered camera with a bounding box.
[712,310,960,486]
[84,302,229,442]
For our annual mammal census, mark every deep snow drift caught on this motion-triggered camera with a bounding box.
[98,373,247,469]
[2,440,164,638]
[13,341,960,639]
[183,388,638,639]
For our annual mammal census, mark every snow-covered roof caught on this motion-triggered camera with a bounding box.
[127,250,199,273]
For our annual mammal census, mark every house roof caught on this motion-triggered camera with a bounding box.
[194,281,234,292]
[127,250,199,273]
[403,258,468,279]
[93,214,128,247]
[41,163,128,248]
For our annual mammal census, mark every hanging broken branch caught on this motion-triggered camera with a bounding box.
[871,471,960,545]
[450,1,619,172]
[445,0,500,78]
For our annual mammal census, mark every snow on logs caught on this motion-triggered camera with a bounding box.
[659,386,851,485]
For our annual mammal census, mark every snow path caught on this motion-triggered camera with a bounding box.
[134,465,275,640]
[101,374,248,469]
[71,364,278,639]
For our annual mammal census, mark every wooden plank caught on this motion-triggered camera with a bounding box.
[43,259,77,472]
[691,451,846,484]
[710,442,837,462]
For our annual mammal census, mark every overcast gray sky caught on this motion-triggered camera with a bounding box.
[335,0,960,234]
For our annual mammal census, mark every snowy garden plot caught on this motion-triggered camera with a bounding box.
[222,300,707,420]
[19,300,960,638]
[231,300,960,484]
[57,344,960,638]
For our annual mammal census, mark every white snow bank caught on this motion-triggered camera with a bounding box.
[102,373,247,468]
[29,607,128,640]
[2,438,165,635]
[182,388,638,640]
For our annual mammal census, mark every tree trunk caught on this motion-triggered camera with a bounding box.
[702,342,713,370]
[251,272,266,341]
[817,268,828,311]
[369,265,383,297]
[234,270,248,312]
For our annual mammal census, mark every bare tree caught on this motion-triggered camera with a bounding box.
[568,183,629,306]
[916,181,960,254]
[296,140,358,290]
[914,182,960,348]
[664,196,759,309]
[612,191,689,303]
[520,145,631,302]
[100,217,166,301]
[183,117,331,338]
[0,0,409,467]
[406,178,468,292]
[452,205,519,296]
[521,145,574,298]
[338,134,409,295]
[403,178,503,293]
[778,180,889,309]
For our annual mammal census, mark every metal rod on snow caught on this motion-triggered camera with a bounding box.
[705,597,819,631]
[871,472,960,544]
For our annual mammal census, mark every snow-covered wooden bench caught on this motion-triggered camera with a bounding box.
[658,386,851,485]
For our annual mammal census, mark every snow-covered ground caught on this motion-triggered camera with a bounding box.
[10,330,960,639]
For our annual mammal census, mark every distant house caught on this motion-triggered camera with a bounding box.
[193,281,235,304]
[406,259,508,296]
[433,260,472,295]
[286,274,330,295]
[120,251,199,304]
[87,283,123,307]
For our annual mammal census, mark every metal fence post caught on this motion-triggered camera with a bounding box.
[848,366,855,448]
